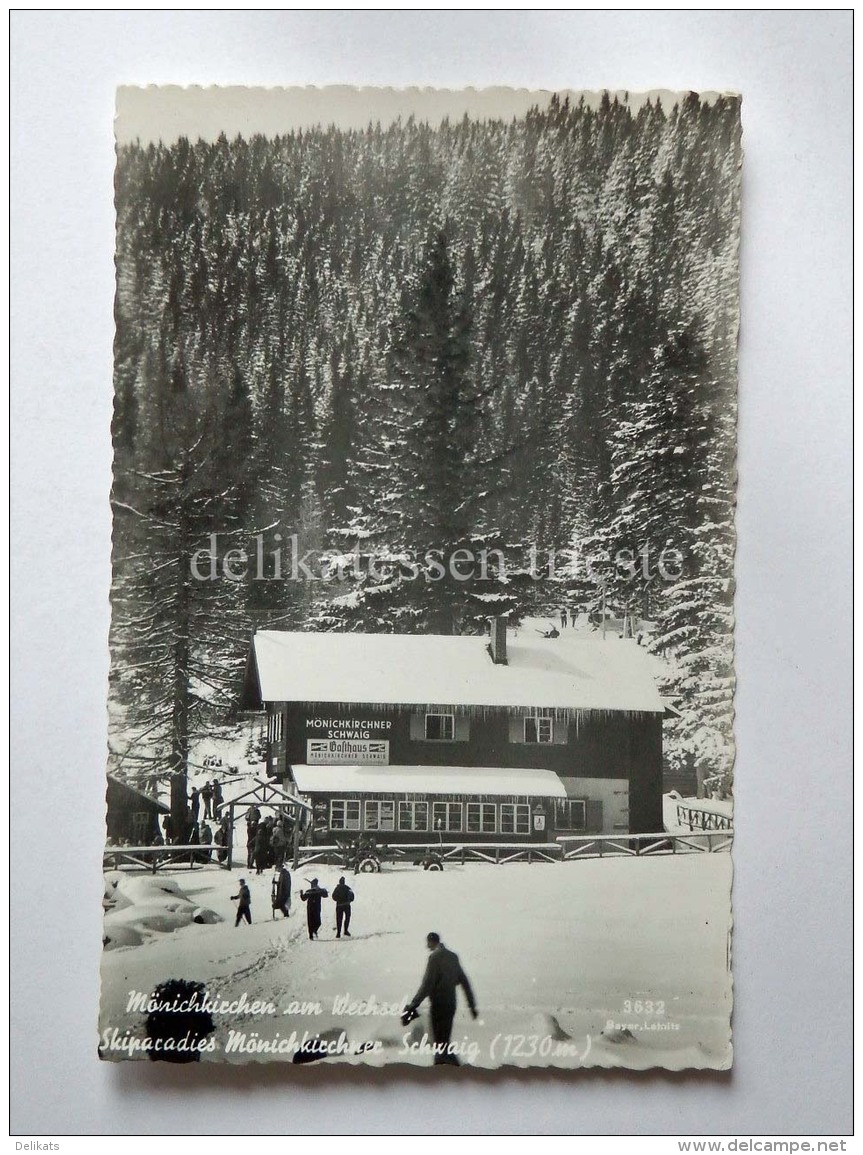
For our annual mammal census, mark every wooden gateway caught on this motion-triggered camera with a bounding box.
[240,618,668,846]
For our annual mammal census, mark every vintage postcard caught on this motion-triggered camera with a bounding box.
[102,86,739,1069]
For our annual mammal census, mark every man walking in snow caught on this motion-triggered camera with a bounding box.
[404,932,478,1065]
[232,878,252,926]
[332,876,355,938]
[299,878,329,940]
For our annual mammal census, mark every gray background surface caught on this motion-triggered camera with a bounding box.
[10,10,852,1136]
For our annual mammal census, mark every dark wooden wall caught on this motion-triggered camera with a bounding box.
[267,703,664,834]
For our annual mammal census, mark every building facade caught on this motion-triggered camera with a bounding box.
[240,620,667,844]
[105,774,169,845]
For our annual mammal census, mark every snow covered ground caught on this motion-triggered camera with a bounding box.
[99,852,732,1070]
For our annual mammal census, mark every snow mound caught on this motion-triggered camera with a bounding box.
[531,1012,572,1041]
[591,1029,728,1071]
[102,873,222,951]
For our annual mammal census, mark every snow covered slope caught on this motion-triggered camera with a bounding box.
[99,853,732,1070]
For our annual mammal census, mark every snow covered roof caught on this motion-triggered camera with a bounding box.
[290,763,567,798]
[243,628,666,714]
[106,774,169,812]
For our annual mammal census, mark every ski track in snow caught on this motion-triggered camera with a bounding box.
[100,854,732,1071]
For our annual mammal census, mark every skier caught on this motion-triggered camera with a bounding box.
[201,782,213,820]
[273,864,292,918]
[299,878,329,940]
[403,932,478,1065]
[332,876,355,938]
[231,878,252,926]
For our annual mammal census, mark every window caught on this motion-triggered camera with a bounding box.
[466,803,497,834]
[524,714,553,743]
[500,804,531,835]
[425,713,455,741]
[364,800,395,831]
[268,711,283,743]
[398,801,429,832]
[554,799,586,831]
[432,801,463,832]
[330,800,361,831]
[131,812,149,845]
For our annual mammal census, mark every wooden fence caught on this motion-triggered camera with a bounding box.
[558,830,733,860]
[297,832,732,868]
[675,803,734,832]
[295,842,562,867]
[103,843,232,872]
[105,830,732,873]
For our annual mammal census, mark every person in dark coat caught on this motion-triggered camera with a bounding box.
[560,607,568,628]
[189,821,202,863]
[246,810,259,869]
[299,878,329,940]
[271,824,286,869]
[212,780,224,820]
[253,822,270,875]
[199,821,212,863]
[245,805,260,867]
[214,817,229,864]
[331,876,355,938]
[189,786,200,822]
[274,864,292,918]
[232,878,252,926]
[201,782,213,820]
[404,933,478,1065]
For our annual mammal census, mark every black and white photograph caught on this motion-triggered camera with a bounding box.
[98,85,742,1072]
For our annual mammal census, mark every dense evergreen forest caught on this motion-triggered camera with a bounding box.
[110,92,741,801]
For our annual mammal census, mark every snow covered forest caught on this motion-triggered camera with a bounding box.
[110,92,741,796]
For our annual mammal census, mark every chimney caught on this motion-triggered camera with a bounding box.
[488,616,508,665]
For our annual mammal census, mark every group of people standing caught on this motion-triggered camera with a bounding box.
[151,784,301,872]
[153,779,229,857]
[155,811,230,863]
[189,780,223,822]
[245,806,295,874]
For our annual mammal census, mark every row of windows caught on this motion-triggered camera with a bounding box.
[425,712,555,742]
[553,800,587,830]
[329,799,532,835]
